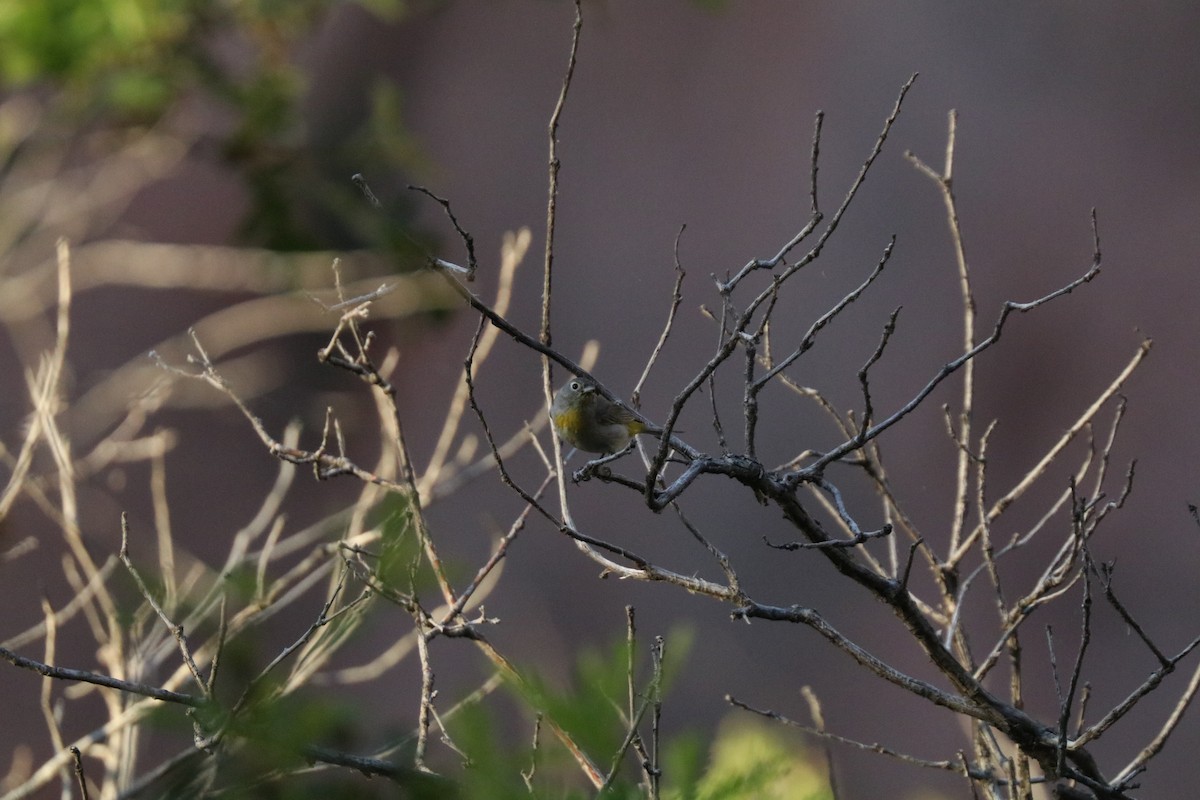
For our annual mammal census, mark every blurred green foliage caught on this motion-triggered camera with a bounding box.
[673,717,831,800]
[0,0,340,119]
[0,0,188,114]
[475,625,831,798]
[0,0,424,253]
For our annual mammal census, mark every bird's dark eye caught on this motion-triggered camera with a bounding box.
[570,380,581,391]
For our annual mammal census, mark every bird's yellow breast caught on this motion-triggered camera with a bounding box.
[552,406,586,436]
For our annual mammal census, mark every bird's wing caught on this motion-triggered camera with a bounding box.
[597,401,638,427]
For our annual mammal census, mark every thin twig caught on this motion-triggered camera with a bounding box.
[0,646,203,707]
[408,185,477,281]
[120,514,208,696]
[69,748,90,800]
[796,257,1111,484]
[802,687,840,799]
[632,227,687,406]
[727,696,1005,782]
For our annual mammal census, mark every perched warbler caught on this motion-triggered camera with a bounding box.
[549,377,663,454]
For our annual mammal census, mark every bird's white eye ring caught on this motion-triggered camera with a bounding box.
[570,380,581,391]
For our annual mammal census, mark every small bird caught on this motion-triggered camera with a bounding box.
[549,377,662,454]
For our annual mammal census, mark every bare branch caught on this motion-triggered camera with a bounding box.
[0,646,204,708]
[120,514,208,697]
[797,253,1112,483]
[632,226,687,406]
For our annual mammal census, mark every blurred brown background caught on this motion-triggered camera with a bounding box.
[4,2,1200,798]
